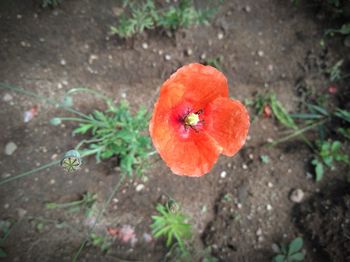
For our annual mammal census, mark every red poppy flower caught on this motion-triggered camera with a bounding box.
[149,63,250,177]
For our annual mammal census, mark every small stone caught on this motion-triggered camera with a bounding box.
[290,188,304,203]
[220,171,227,178]
[248,153,254,160]
[164,54,171,61]
[60,59,66,66]
[242,164,248,170]
[288,168,292,173]
[258,236,264,242]
[247,135,251,141]
[185,48,193,56]
[200,53,207,60]
[112,198,119,203]
[267,138,274,143]
[51,154,58,160]
[4,203,10,209]
[5,142,17,155]
[1,173,11,179]
[33,13,38,19]
[17,14,22,19]
[17,208,27,219]
[50,179,56,185]
[136,184,145,192]
[3,93,13,102]
[272,243,280,253]
[268,64,273,71]
[57,83,63,89]
[244,6,251,12]
[217,32,224,40]
[158,50,163,55]
[267,182,273,188]
[20,41,27,47]
[39,37,45,42]
[142,42,148,49]
[237,203,242,209]
[256,228,262,236]
[257,50,264,57]
[88,54,98,64]
[266,204,272,211]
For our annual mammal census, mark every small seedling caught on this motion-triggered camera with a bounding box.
[90,233,112,252]
[326,60,343,82]
[41,0,62,8]
[312,140,349,181]
[273,237,304,262]
[46,192,98,217]
[110,0,215,39]
[260,155,270,164]
[151,201,192,254]
[0,220,16,258]
[202,56,223,71]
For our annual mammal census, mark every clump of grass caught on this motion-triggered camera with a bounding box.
[110,0,216,39]
[151,201,192,255]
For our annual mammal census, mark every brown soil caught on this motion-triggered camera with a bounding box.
[0,0,349,261]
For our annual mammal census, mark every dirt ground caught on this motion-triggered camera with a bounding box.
[0,0,349,261]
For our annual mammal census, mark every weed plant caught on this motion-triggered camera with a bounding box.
[273,237,304,262]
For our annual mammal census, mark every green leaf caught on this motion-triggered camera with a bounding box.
[315,161,324,182]
[288,237,303,254]
[331,141,341,153]
[0,248,7,258]
[73,123,93,134]
[273,254,285,262]
[260,155,270,164]
[289,252,305,261]
[62,96,73,107]
[49,117,62,126]
[270,95,297,129]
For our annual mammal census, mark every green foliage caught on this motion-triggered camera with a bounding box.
[0,220,16,258]
[45,192,98,217]
[90,233,111,252]
[202,56,223,71]
[52,98,151,177]
[326,23,350,36]
[312,140,350,181]
[42,0,62,8]
[151,202,192,253]
[110,0,215,38]
[326,60,343,82]
[273,237,305,262]
[260,155,270,164]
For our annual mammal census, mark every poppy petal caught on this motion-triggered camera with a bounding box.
[162,63,229,109]
[150,110,220,176]
[204,97,250,156]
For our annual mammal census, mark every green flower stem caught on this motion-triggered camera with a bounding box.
[58,117,91,123]
[270,119,327,148]
[46,200,85,209]
[65,87,111,103]
[0,160,61,186]
[0,82,91,120]
[72,174,126,262]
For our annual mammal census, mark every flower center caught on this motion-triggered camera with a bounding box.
[184,112,200,126]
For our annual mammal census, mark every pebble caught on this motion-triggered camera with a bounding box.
[217,32,224,40]
[220,171,227,178]
[248,153,254,160]
[51,154,58,160]
[258,236,264,242]
[266,204,272,211]
[136,184,145,192]
[142,42,148,49]
[39,37,45,42]
[1,173,11,179]
[88,54,98,64]
[158,50,163,55]
[112,198,119,203]
[267,182,273,188]
[272,243,280,253]
[57,83,63,89]
[242,164,248,170]
[50,179,56,185]
[185,48,193,56]
[3,93,13,102]
[244,6,251,12]
[4,203,10,209]
[256,228,262,236]
[17,208,27,219]
[268,64,274,71]
[290,188,304,203]
[5,142,17,155]
[257,50,264,57]
[237,203,242,209]
[164,54,171,61]
[60,59,66,66]
[17,14,22,19]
